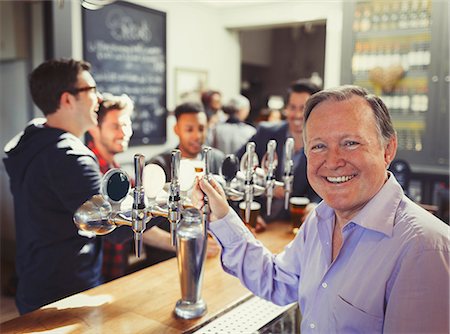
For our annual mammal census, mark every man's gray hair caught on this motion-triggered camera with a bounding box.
[303,85,396,145]
[228,94,250,110]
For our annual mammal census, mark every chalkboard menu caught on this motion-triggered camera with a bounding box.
[82,1,166,145]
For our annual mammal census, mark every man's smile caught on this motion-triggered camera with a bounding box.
[325,174,357,184]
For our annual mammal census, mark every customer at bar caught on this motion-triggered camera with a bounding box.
[146,101,221,265]
[235,79,321,229]
[3,59,103,314]
[210,94,256,155]
[194,85,450,333]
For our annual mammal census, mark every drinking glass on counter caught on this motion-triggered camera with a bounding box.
[289,197,310,234]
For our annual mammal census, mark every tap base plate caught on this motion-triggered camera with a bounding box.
[175,299,207,319]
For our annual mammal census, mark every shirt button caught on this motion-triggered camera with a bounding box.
[322,282,328,288]
[310,323,316,329]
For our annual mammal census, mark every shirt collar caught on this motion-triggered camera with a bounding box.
[313,172,404,237]
[87,140,119,175]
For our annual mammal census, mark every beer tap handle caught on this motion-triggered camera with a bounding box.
[132,154,147,257]
[283,138,294,210]
[244,142,256,223]
[202,147,211,230]
[168,150,181,247]
[265,140,277,216]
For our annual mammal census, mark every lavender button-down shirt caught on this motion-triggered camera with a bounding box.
[209,175,450,333]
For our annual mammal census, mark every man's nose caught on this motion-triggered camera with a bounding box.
[193,130,203,140]
[295,108,305,118]
[96,91,103,104]
[326,147,345,169]
[121,125,132,138]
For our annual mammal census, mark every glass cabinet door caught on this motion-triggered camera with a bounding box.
[341,0,449,174]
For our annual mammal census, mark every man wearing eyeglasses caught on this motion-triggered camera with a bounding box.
[3,59,104,314]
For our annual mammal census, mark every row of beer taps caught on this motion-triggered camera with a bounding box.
[232,137,294,228]
[74,138,295,258]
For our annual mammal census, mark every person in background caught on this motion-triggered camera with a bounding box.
[86,93,133,174]
[236,79,321,230]
[194,85,450,333]
[146,101,222,265]
[3,59,103,314]
[267,109,283,123]
[201,89,226,145]
[201,89,224,123]
[210,94,256,155]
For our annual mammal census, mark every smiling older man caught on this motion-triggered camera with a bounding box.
[194,85,449,333]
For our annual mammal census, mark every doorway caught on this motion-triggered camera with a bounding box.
[239,20,326,123]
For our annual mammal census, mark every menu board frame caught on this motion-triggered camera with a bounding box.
[82,1,167,145]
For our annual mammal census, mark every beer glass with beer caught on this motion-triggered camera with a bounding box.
[289,197,310,234]
[239,201,261,229]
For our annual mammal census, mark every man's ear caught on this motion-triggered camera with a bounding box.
[88,126,100,141]
[174,123,179,137]
[59,91,73,109]
[384,135,398,167]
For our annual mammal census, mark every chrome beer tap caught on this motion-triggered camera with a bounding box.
[265,140,277,216]
[132,154,147,257]
[168,149,182,247]
[283,138,295,210]
[244,142,256,223]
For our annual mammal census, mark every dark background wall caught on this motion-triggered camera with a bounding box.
[240,22,326,122]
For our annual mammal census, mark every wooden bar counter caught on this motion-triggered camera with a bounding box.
[1,222,294,334]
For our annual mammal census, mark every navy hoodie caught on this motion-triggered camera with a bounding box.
[3,119,103,314]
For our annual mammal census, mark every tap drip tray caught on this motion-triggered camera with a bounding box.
[186,295,301,334]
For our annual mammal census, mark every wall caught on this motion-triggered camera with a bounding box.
[0,1,43,255]
[241,29,273,66]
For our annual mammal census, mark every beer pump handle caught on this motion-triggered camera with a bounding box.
[202,147,211,230]
[244,142,256,223]
[132,154,147,257]
[283,138,294,210]
[168,150,181,247]
[265,140,277,216]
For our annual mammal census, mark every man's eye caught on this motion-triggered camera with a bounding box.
[344,141,359,147]
[310,143,325,151]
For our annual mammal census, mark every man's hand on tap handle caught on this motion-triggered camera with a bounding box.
[192,176,229,222]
